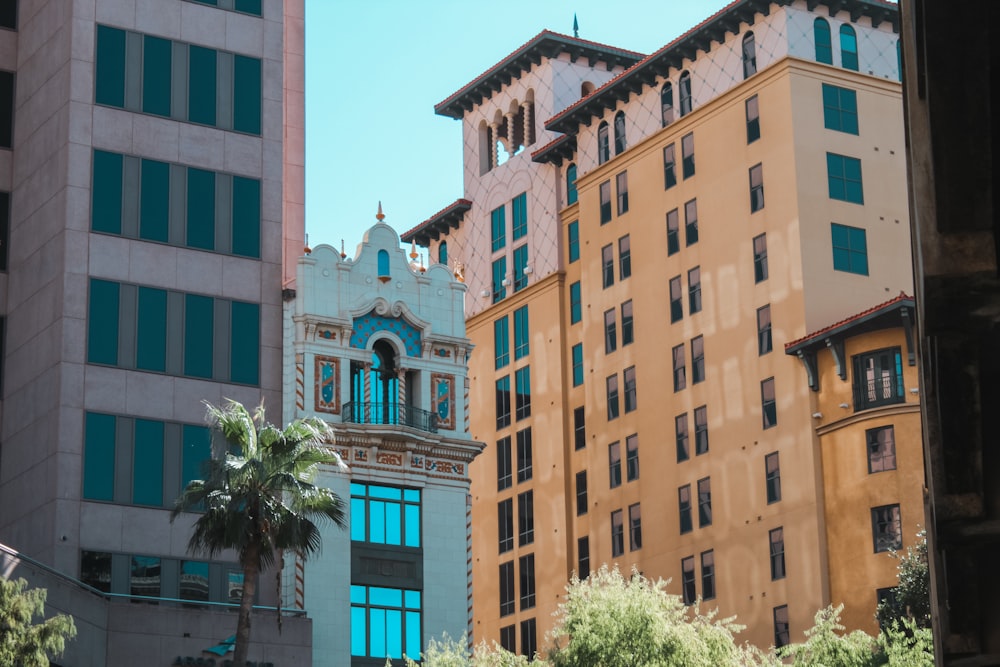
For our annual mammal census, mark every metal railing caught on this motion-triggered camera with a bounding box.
[342,401,438,433]
[852,372,904,411]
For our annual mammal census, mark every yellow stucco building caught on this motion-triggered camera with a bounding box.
[404,0,917,654]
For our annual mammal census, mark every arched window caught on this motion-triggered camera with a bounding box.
[661,82,674,127]
[597,121,610,164]
[742,32,757,79]
[351,340,400,425]
[679,72,692,117]
[377,249,390,282]
[438,241,448,266]
[581,81,595,97]
[478,121,492,175]
[840,24,858,71]
[613,111,627,155]
[814,18,832,64]
[567,163,578,205]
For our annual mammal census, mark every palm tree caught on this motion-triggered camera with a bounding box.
[171,400,346,666]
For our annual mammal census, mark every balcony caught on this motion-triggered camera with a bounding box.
[342,402,438,433]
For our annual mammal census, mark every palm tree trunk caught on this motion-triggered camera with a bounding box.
[233,545,260,667]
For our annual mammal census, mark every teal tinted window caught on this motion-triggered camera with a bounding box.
[512,192,527,241]
[827,153,864,203]
[840,24,859,71]
[83,412,116,501]
[491,205,505,252]
[514,306,529,359]
[377,249,390,277]
[351,483,420,547]
[136,287,167,372]
[232,176,261,258]
[570,282,581,324]
[182,424,211,487]
[234,0,263,15]
[814,18,833,65]
[566,164,578,205]
[142,35,172,116]
[186,168,216,250]
[351,497,367,541]
[572,343,583,386]
[438,242,447,266]
[184,294,214,378]
[92,150,123,234]
[140,159,170,242]
[233,55,262,135]
[88,279,120,365]
[230,301,259,385]
[133,419,164,506]
[188,46,217,126]
[512,244,528,292]
[491,257,506,303]
[822,84,858,134]
[350,586,421,660]
[831,223,869,275]
[95,26,126,107]
[567,221,579,263]
[494,316,510,370]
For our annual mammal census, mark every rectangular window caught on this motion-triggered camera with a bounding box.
[853,347,904,410]
[515,366,531,421]
[684,199,698,246]
[757,305,773,355]
[132,419,164,506]
[676,413,690,462]
[491,205,506,252]
[576,471,588,515]
[512,192,528,241]
[827,152,864,203]
[629,503,642,551]
[831,223,869,275]
[822,84,859,134]
[688,266,702,314]
[567,221,580,263]
[519,554,536,609]
[621,301,634,345]
[770,527,786,580]
[497,436,512,491]
[498,499,514,553]
[521,619,537,659]
[578,537,590,579]
[694,406,708,455]
[188,45,218,126]
[499,562,515,616]
[233,54,262,134]
[602,244,614,288]
[500,626,516,654]
[606,375,620,421]
[95,26,127,108]
[574,407,586,450]
[599,180,612,224]
[749,163,764,212]
[867,426,897,473]
[618,235,631,280]
[608,441,622,489]
[761,377,777,429]
[701,550,716,600]
[597,311,615,357]
[625,433,639,481]
[349,484,422,547]
[774,605,790,648]
[231,176,261,258]
[681,556,696,604]
[663,144,677,189]
[872,504,902,552]
[227,301,260,380]
[83,412,116,501]
[572,344,584,387]
[569,281,582,324]
[496,376,511,429]
[142,35,172,117]
[682,133,695,178]
[623,366,637,413]
[766,451,782,503]
[616,172,629,215]
[518,491,534,546]
[691,336,705,384]
[131,555,161,599]
[516,428,532,483]
[611,509,624,557]
[0,3,14,29]
[679,485,693,534]
[666,209,680,255]
[494,317,510,369]
[753,233,769,283]
[87,279,122,365]
[672,344,686,392]
[746,95,761,142]
[698,477,712,527]
[187,167,216,250]
[91,150,123,234]
[512,244,529,292]
[670,276,683,323]
[136,287,168,372]
[513,306,529,359]
[492,256,507,303]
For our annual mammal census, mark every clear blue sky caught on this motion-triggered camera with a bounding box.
[303,0,732,251]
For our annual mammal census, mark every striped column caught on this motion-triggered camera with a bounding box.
[295,354,305,412]
[294,554,305,610]
[466,493,474,647]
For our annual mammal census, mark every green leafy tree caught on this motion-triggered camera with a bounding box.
[0,577,76,667]
[171,400,346,667]
[778,605,876,667]
[874,618,934,667]
[394,633,544,667]
[876,530,930,629]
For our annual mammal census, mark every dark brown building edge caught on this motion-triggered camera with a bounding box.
[900,0,1000,663]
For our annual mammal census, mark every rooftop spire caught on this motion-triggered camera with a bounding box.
[573,13,579,38]
[376,201,385,222]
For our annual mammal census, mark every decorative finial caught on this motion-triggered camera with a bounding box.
[410,241,418,260]
[340,239,346,259]
[303,232,311,255]
[573,13,579,38]
[419,254,426,273]
[376,201,385,222]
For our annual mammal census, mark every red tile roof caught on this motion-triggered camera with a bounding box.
[784,292,913,351]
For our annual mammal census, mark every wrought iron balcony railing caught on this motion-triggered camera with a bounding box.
[852,373,904,411]
[342,401,438,433]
